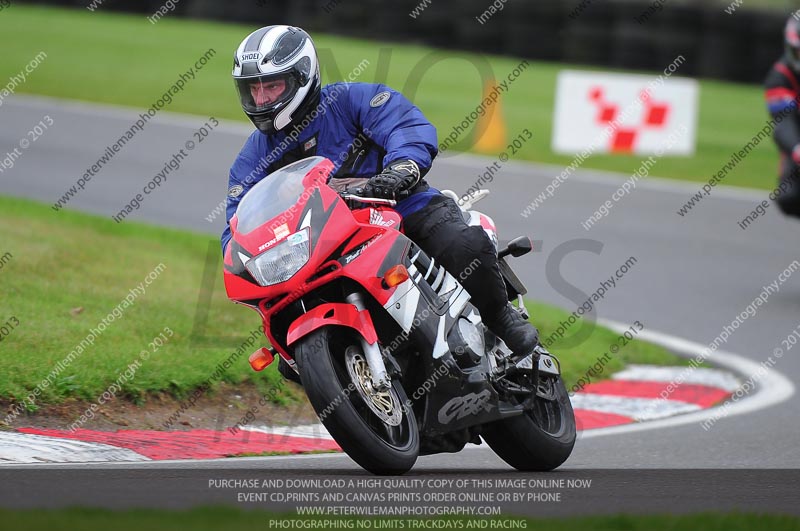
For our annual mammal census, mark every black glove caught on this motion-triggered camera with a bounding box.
[359,160,422,200]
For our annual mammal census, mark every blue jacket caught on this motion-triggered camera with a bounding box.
[221,82,439,252]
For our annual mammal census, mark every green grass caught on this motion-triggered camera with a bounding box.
[0,5,783,191]
[527,301,695,391]
[0,194,686,409]
[0,508,797,531]
[0,195,289,410]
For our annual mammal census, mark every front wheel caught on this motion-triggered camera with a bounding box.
[295,327,419,475]
[482,374,576,471]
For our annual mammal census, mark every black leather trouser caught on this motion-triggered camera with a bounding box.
[401,193,509,324]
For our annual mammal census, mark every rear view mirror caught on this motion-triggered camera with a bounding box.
[498,236,533,259]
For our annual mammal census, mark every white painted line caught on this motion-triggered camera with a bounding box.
[5,93,769,203]
[576,319,796,440]
[0,451,353,468]
[242,423,334,440]
[0,432,149,464]
[3,321,787,466]
[570,393,701,421]
[612,364,742,392]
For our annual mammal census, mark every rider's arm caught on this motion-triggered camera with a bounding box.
[766,64,800,156]
[345,83,438,175]
[221,131,271,253]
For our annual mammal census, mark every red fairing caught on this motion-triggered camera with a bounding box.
[335,228,407,306]
[351,207,402,230]
[223,161,353,302]
[222,156,410,357]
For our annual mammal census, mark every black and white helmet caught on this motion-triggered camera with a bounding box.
[232,25,321,135]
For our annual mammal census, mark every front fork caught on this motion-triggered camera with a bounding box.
[345,292,391,391]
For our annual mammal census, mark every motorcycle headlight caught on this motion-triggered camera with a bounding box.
[245,229,310,286]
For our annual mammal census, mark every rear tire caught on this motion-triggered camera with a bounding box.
[295,327,419,475]
[482,375,576,471]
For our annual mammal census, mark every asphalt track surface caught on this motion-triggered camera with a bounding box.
[1,95,799,515]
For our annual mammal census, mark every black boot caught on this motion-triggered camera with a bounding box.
[485,303,540,358]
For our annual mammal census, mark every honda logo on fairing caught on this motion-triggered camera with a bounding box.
[369,209,395,227]
[437,390,494,424]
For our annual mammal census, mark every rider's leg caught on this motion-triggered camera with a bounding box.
[402,194,539,357]
[775,158,800,218]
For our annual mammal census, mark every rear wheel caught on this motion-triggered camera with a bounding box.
[482,372,576,471]
[295,327,419,475]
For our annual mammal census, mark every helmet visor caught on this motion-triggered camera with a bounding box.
[235,73,299,114]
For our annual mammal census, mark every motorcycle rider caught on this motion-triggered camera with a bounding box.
[222,26,539,377]
[765,16,800,218]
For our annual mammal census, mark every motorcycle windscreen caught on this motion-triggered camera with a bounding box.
[235,156,326,235]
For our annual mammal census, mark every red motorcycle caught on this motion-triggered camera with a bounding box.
[224,156,575,474]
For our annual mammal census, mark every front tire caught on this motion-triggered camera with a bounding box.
[295,327,419,475]
[482,374,576,471]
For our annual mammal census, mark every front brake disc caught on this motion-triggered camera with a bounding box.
[344,346,402,426]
